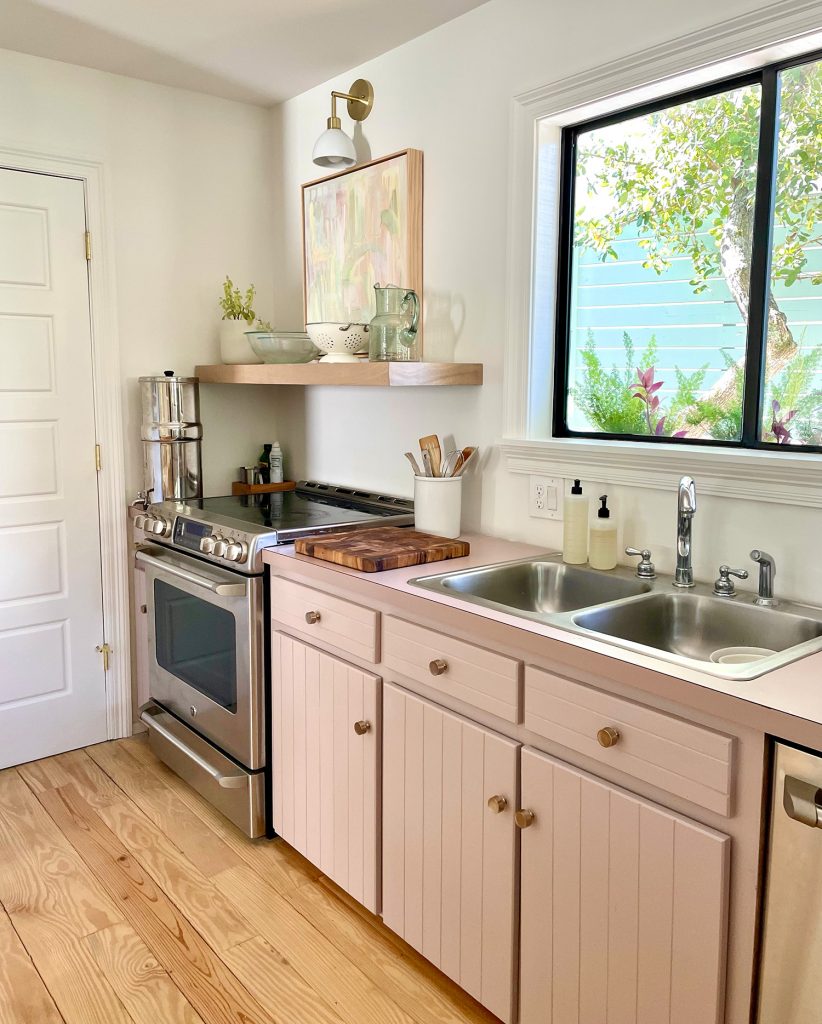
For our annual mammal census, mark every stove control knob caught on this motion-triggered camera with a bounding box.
[134,513,147,530]
[150,516,172,537]
[199,536,216,555]
[224,541,247,562]
[212,537,228,558]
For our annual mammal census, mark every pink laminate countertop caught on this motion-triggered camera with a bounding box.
[263,532,822,740]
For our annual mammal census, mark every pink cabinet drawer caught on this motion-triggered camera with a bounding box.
[270,576,378,663]
[524,666,733,815]
[382,616,521,723]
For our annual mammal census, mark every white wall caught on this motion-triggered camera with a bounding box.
[271,0,822,605]
[0,46,294,497]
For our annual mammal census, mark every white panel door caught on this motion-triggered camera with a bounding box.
[0,168,107,767]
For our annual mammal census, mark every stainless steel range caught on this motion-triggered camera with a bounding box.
[136,481,413,837]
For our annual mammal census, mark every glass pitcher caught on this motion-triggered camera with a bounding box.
[368,284,420,362]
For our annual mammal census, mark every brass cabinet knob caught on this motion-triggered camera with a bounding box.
[429,658,448,676]
[353,720,371,735]
[305,610,321,625]
[597,726,620,748]
[487,794,508,814]
[515,809,536,829]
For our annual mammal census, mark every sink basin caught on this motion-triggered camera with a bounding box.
[410,557,652,616]
[572,592,822,666]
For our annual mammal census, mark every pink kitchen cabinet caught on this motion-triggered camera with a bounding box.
[519,746,730,1024]
[382,683,519,1023]
[272,632,380,912]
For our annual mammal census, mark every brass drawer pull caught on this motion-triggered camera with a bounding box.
[597,726,620,748]
[305,610,321,625]
[429,658,448,676]
[515,809,535,829]
[487,795,508,814]
[353,720,371,736]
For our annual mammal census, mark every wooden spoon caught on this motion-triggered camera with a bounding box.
[418,434,442,477]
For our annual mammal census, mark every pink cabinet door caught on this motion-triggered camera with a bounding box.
[519,747,730,1024]
[272,632,380,912]
[382,683,519,1023]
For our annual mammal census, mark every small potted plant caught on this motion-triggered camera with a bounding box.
[219,277,262,364]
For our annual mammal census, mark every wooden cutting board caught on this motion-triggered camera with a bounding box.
[294,527,470,573]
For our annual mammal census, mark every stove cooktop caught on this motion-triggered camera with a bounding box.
[138,481,414,573]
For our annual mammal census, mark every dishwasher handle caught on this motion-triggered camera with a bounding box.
[136,547,247,597]
[783,775,822,829]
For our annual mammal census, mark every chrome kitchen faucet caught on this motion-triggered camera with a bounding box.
[674,475,697,588]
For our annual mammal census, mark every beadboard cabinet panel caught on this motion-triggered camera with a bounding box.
[382,684,519,1023]
[272,632,380,912]
[519,746,730,1024]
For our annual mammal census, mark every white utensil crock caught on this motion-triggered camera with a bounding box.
[414,475,463,539]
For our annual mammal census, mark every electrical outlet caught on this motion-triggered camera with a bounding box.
[529,476,562,520]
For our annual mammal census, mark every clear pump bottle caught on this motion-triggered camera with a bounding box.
[589,495,617,570]
[563,479,589,565]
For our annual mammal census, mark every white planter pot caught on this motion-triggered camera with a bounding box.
[219,320,261,364]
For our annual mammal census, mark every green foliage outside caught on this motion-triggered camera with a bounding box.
[570,59,822,443]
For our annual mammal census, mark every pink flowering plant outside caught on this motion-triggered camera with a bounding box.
[631,366,689,438]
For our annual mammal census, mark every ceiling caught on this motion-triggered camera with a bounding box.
[0,0,489,105]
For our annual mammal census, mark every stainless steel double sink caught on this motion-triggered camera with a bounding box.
[410,555,822,679]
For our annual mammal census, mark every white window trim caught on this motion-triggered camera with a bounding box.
[502,0,822,508]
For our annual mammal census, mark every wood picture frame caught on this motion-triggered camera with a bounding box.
[302,148,423,352]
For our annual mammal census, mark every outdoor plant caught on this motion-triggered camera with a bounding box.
[571,331,706,437]
[219,276,256,324]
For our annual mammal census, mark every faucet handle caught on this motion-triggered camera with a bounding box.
[625,547,656,579]
[713,565,749,598]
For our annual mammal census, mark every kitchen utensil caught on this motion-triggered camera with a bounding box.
[453,446,478,477]
[294,526,470,572]
[421,450,433,477]
[305,322,370,362]
[440,449,462,478]
[414,475,464,539]
[368,284,421,362]
[245,331,319,364]
[419,434,442,477]
[404,451,423,475]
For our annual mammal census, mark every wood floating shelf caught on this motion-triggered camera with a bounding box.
[194,361,483,387]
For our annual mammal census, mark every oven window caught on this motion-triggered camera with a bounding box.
[154,580,237,712]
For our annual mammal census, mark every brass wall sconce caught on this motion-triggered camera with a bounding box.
[312,78,374,169]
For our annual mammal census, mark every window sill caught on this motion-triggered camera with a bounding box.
[501,437,822,508]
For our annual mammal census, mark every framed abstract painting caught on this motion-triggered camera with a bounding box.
[302,148,423,341]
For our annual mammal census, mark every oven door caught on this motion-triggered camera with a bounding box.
[136,545,264,770]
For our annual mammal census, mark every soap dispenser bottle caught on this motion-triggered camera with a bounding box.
[563,479,589,565]
[589,495,617,570]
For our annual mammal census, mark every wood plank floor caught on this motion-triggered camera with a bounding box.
[0,736,499,1024]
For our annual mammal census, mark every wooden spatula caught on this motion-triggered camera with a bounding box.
[419,434,442,477]
[453,446,477,477]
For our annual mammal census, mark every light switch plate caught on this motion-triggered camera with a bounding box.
[529,476,562,520]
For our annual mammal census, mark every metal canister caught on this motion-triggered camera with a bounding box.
[139,371,202,501]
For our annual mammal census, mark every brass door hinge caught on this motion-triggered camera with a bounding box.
[84,231,93,261]
[96,643,112,672]
[95,444,102,472]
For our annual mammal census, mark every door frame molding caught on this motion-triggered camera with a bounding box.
[0,145,131,740]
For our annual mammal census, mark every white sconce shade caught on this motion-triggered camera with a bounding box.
[312,127,356,169]
[311,79,374,169]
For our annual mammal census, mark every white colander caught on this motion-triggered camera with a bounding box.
[306,322,369,362]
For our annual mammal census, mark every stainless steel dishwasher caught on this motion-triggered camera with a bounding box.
[758,742,822,1022]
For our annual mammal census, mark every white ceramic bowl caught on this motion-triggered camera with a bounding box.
[306,322,370,362]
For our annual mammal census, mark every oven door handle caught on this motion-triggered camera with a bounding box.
[136,548,247,597]
[140,707,248,789]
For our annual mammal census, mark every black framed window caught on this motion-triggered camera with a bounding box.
[554,52,822,450]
